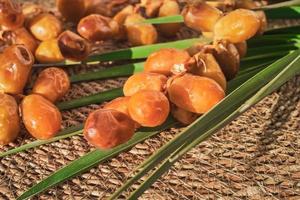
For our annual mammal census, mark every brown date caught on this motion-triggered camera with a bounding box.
[28,13,63,41]
[185,52,227,91]
[0,45,34,94]
[212,40,240,80]
[171,105,198,125]
[58,30,91,62]
[32,67,70,103]
[56,0,86,22]
[0,27,38,53]
[84,109,135,149]
[128,90,170,127]
[0,93,20,145]
[21,94,62,140]
[113,5,134,40]
[123,72,167,97]
[77,14,119,42]
[157,0,182,37]
[182,1,222,33]
[144,48,190,76]
[84,0,129,17]
[124,14,158,46]
[104,97,141,129]
[214,9,260,43]
[168,74,225,114]
[0,0,24,30]
[35,39,64,63]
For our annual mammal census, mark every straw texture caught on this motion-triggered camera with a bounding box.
[0,1,300,199]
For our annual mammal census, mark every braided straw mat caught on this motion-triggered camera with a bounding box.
[1,0,300,199]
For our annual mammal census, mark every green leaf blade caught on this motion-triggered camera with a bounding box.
[260,0,300,10]
[0,124,83,158]
[70,62,144,83]
[266,25,300,35]
[56,88,124,110]
[143,15,183,24]
[87,37,211,62]
[265,6,300,18]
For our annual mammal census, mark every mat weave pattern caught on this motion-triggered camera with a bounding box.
[0,1,300,199]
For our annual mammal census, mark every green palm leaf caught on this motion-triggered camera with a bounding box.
[70,62,144,83]
[0,125,83,158]
[57,88,123,110]
[87,38,210,62]
[266,25,300,34]
[142,15,183,24]
[265,6,300,18]
[247,43,300,56]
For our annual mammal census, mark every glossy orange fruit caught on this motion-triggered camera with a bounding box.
[214,9,260,43]
[32,67,70,103]
[124,14,158,46]
[21,94,62,140]
[1,27,38,53]
[128,90,170,127]
[186,52,227,91]
[182,2,222,32]
[56,0,86,22]
[0,45,34,94]
[123,72,167,96]
[104,97,141,129]
[168,74,225,114]
[157,0,182,37]
[77,14,119,41]
[0,0,24,30]
[84,109,135,149]
[171,105,198,125]
[0,93,20,145]
[35,39,64,63]
[57,30,91,62]
[144,48,191,76]
[28,13,63,41]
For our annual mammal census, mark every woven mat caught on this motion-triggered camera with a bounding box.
[1,1,300,199]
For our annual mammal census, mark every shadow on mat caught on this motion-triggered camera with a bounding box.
[256,78,300,157]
